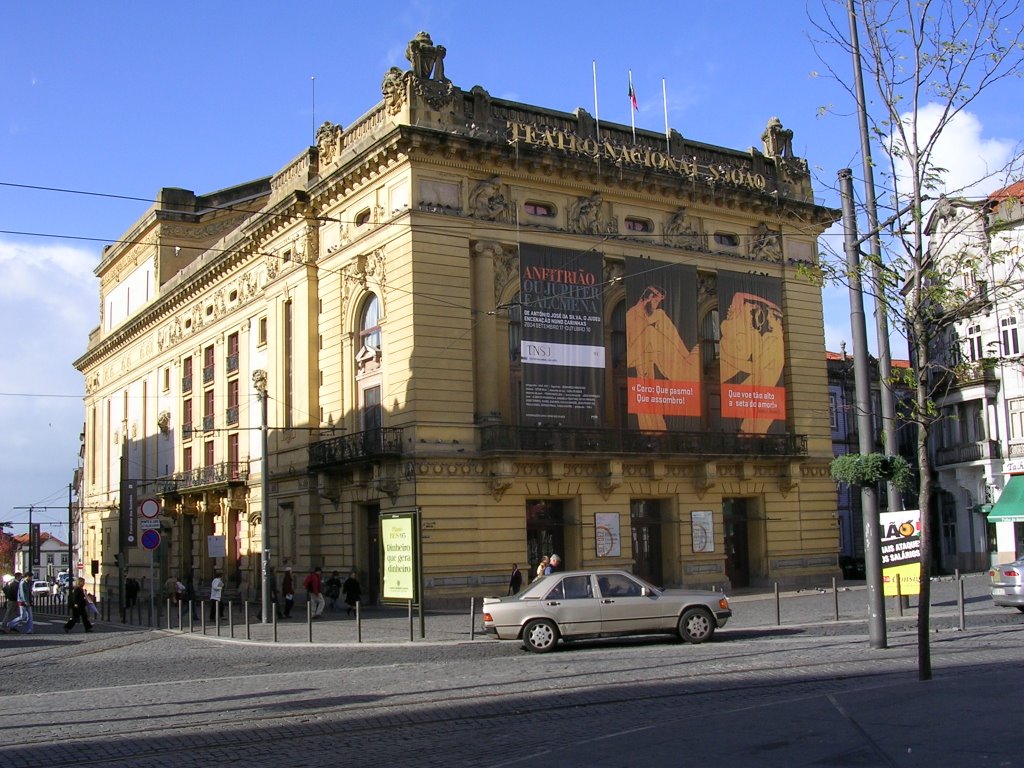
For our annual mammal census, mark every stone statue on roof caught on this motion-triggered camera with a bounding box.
[406,32,447,81]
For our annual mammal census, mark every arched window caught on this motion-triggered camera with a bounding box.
[360,294,381,352]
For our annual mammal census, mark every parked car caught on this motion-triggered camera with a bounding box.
[989,557,1024,612]
[482,569,732,652]
[31,580,52,597]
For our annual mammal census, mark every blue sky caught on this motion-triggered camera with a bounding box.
[3,1,1023,537]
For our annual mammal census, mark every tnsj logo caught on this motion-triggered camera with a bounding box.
[525,343,553,357]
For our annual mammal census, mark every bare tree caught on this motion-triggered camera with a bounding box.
[812,0,1024,680]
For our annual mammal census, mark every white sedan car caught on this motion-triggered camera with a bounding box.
[482,569,731,652]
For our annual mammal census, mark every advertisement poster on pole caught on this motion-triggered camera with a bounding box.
[880,509,921,596]
[381,512,419,602]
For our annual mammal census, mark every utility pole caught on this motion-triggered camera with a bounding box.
[840,168,887,650]
[848,0,902,514]
[254,370,272,624]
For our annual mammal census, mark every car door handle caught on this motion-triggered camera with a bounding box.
[601,599,615,604]
[545,601,560,606]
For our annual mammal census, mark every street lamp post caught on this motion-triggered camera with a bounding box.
[253,370,271,624]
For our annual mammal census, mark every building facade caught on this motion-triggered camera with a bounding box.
[75,33,840,607]
[924,185,1024,568]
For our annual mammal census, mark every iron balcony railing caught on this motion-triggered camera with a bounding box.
[480,425,808,457]
[227,354,239,374]
[182,423,193,440]
[203,365,215,384]
[226,406,239,426]
[935,439,1002,466]
[309,427,404,468]
[182,375,192,393]
[153,460,250,495]
[202,415,214,432]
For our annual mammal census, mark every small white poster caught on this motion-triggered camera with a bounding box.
[595,513,621,557]
[691,511,714,553]
[207,535,226,558]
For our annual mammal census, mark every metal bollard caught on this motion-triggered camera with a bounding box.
[188,601,194,633]
[832,577,839,621]
[408,599,414,642]
[273,606,278,643]
[167,599,172,630]
[356,602,361,643]
[307,602,313,643]
[228,601,234,638]
[215,601,221,637]
[201,602,207,634]
[245,602,251,641]
[896,575,903,617]
[177,599,183,632]
[958,576,966,631]
[774,582,781,626]
[469,597,476,640]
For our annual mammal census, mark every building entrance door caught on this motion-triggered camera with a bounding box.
[631,500,663,586]
[723,498,750,588]
[526,500,564,579]
[365,505,381,605]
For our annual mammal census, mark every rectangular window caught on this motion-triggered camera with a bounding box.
[183,446,193,473]
[258,316,268,346]
[205,439,215,467]
[967,324,983,362]
[1002,316,1019,356]
[163,367,170,392]
[203,389,215,432]
[226,379,239,425]
[1009,398,1024,441]
[183,399,193,440]
[203,344,215,384]
[829,392,839,431]
[227,332,239,373]
[228,433,240,474]
[182,357,193,393]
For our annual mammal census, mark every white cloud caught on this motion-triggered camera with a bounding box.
[0,238,99,520]
[895,104,1017,199]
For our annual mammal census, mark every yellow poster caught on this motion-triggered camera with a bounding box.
[382,515,417,601]
[880,510,921,597]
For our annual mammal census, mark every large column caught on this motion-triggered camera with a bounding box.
[472,241,502,422]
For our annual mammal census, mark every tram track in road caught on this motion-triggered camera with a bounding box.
[4,625,1021,767]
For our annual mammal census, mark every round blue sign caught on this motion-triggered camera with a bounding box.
[141,529,161,551]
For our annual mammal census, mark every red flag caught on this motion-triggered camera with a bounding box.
[628,80,638,111]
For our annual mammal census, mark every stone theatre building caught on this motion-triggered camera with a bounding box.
[75,33,840,606]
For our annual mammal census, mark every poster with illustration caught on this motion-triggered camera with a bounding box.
[519,243,605,427]
[717,271,786,434]
[625,257,700,431]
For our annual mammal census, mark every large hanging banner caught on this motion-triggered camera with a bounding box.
[519,243,605,427]
[625,257,700,430]
[717,271,786,434]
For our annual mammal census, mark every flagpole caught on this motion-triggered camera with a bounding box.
[629,70,637,144]
[592,60,601,143]
[662,78,670,154]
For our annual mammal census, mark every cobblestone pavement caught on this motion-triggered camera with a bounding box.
[2,573,1022,767]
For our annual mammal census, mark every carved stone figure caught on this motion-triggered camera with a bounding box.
[382,67,407,116]
[751,222,783,262]
[406,32,447,80]
[469,177,511,222]
[762,117,794,159]
[664,207,704,250]
[316,121,342,164]
[568,193,605,234]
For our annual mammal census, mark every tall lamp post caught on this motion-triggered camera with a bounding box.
[253,370,271,624]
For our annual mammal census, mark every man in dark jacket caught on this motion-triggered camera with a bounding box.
[64,577,94,633]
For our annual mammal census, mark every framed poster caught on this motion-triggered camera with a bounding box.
[381,512,419,601]
[880,509,921,596]
[691,511,714,553]
[595,512,621,558]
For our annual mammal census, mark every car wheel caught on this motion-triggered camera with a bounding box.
[678,608,715,644]
[522,619,559,653]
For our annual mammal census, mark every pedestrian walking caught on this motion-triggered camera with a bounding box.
[125,577,140,609]
[209,570,225,621]
[342,571,361,616]
[305,566,325,618]
[534,556,549,582]
[64,577,94,634]
[508,564,523,595]
[325,571,342,610]
[546,554,561,574]
[282,567,295,618]
[1,573,22,631]
[6,573,34,634]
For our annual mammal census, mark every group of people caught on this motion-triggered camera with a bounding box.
[1,572,98,635]
[507,554,562,595]
[161,566,363,621]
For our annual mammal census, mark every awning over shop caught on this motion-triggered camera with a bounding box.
[988,475,1024,522]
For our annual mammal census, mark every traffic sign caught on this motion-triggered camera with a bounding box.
[139,498,160,519]
[140,529,161,551]
[139,519,161,530]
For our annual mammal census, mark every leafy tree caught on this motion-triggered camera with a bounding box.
[812,0,1024,680]
[0,531,18,574]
